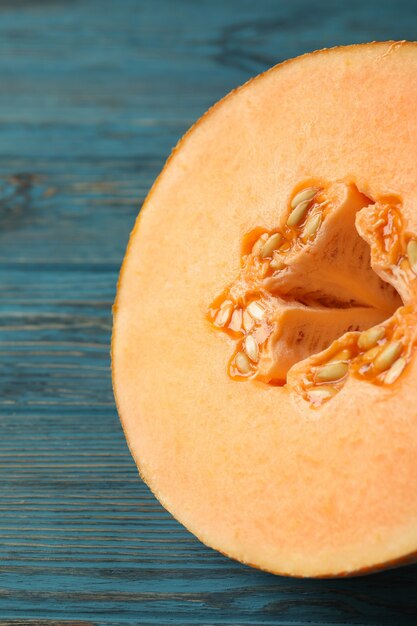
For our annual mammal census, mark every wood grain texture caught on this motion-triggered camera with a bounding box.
[1,0,417,623]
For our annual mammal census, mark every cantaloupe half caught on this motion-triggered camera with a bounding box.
[112,42,417,577]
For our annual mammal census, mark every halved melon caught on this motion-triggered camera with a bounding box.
[112,42,417,577]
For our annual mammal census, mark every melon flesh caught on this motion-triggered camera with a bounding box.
[254,301,389,383]
[112,42,417,577]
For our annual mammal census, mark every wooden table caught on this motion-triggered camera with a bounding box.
[1,0,417,623]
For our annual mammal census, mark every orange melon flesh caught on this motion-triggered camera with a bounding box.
[112,42,417,577]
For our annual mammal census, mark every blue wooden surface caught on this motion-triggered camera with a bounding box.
[2,0,417,623]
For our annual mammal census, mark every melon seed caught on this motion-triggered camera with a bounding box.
[301,212,322,241]
[358,326,385,350]
[252,233,268,255]
[308,386,337,402]
[261,233,283,258]
[315,361,348,382]
[247,300,265,320]
[260,261,270,278]
[270,252,286,270]
[384,357,407,384]
[244,334,259,362]
[290,187,318,209]
[362,346,381,362]
[407,239,417,275]
[242,310,255,332]
[215,302,233,327]
[235,351,252,374]
[287,199,311,227]
[373,340,403,372]
[229,308,243,332]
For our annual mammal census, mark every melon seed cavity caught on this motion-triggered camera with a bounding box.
[208,180,414,403]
